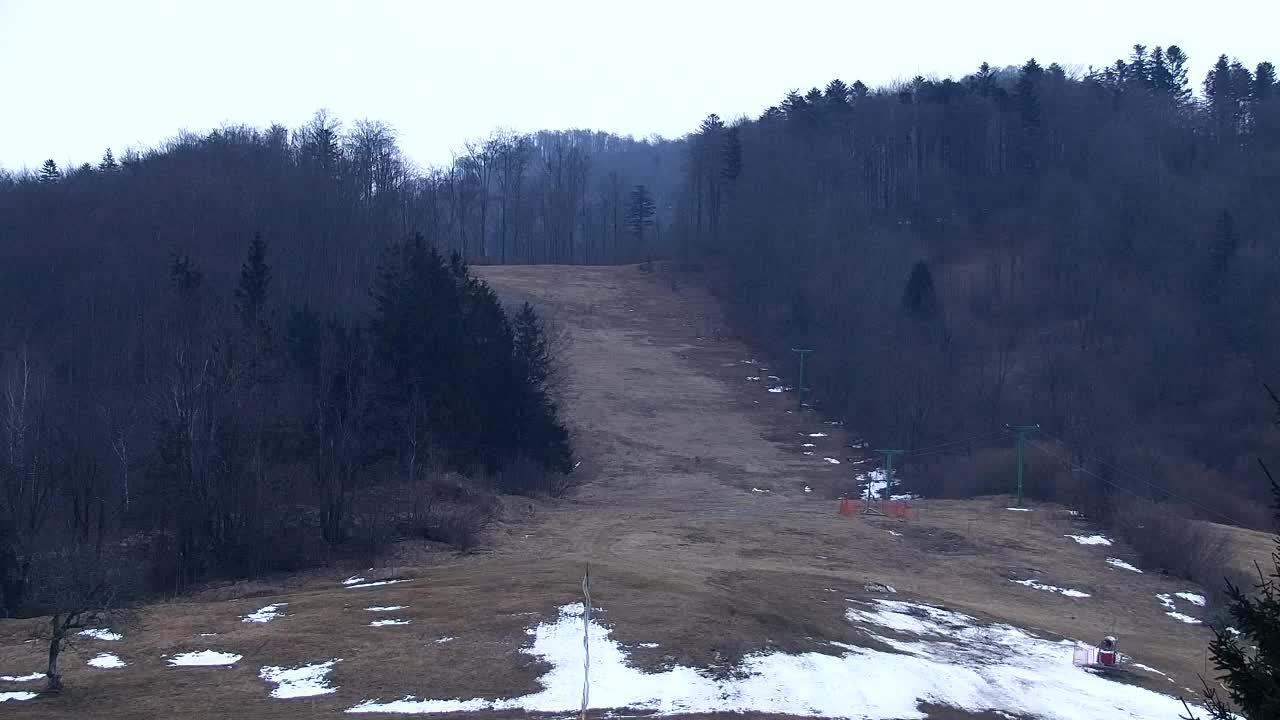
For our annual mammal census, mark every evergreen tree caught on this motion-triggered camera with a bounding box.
[902,261,940,320]
[1164,46,1192,104]
[721,127,743,181]
[1256,62,1277,102]
[234,234,273,343]
[1016,59,1044,127]
[850,80,869,99]
[1196,389,1280,719]
[98,148,118,172]
[823,79,851,109]
[38,159,60,183]
[625,184,656,243]
[513,302,552,389]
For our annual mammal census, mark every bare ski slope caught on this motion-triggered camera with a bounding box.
[1,262,1270,719]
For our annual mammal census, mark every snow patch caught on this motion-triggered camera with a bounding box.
[366,606,406,612]
[1166,612,1202,625]
[370,619,411,627]
[243,603,288,623]
[0,692,37,702]
[890,493,916,501]
[1106,558,1143,573]
[1006,507,1032,512]
[1065,534,1112,545]
[751,487,770,494]
[638,642,659,649]
[1012,579,1091,598]
[746,376,761,381]
[804,486,812,493]
[1131,663,1166,676]
[767,375,781,381]
[346,579,411,589]
[79,628,122,641]
[435,637,455,644]
[887,530,903,537]
[169,650,242,666]
[808,432,828,438]
[87,653,126,669]
[1175,592,1206,607]
[802,443,816,448]
[767,386,786,393]
[260,659,340,698]
[824,457,840,465]
[343,575,367,585]
[0,673,44,682]
[347,601,1193,719]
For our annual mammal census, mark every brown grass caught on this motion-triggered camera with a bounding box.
[1,263,1272,718]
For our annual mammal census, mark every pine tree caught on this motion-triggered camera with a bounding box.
[1256,62,1277,102]
[720,127,742,181]
[823,79,851,109]
[38,159,60,183]
[513,302,551,389]
[1165,46,1192,104]
[1195,389,1280,719]
[902,261,939,320]
[625,185,656,243]
[234,234,274,358]
[1016,59,1044,127]
[98,148,118,172]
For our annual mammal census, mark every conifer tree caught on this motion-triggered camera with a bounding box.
[1195,388,1280,719]
[38,159,60,183]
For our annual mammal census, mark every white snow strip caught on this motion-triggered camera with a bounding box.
[343,576,367,585]
[1166,612,1202,625]
[887,530,904,537]
[79,628,122,641]
[1006,507,1031,512]
[87,653,126,669]
[808,432,828,438]
[741,359,758,365]
[1012,579,1091,598]
[1065,534,1112,545]
[369,619,411,627]
[346,579,411,589]
[803,451,815,456]
[1131,663,1166,676]
[1175,593,1206,607]
[0,673,44,682]
[804,486,812,493]
[767,375,781,381]
[1227,627,1242,637]
[366,606,406,612]
[802,443,816,448]
[435,637,455,644]
[890,494,916,501]
[1106,558,1143,573]
[824,457,840,465]
[638,643,659,649]
[346,601,1193,719]
[1156,594,1177,611]
[243,603,288,623]
[260,659,340,698]
[746,376,760,381]
[169,650,242,667]
[751,487,770,494]
[767,386,785,393]
[198,633,219,637]
[0,692,37,702]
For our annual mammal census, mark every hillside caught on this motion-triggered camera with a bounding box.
[1,263,1268,719]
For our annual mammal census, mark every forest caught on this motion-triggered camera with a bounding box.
[680,47,1280,538]
[3,42,1279,616]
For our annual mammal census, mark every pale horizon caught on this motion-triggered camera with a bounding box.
[2,0,1275,172]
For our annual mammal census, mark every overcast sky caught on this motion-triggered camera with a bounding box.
[2,0,1275,172]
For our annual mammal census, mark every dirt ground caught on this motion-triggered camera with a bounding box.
[1,263,1271,719]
